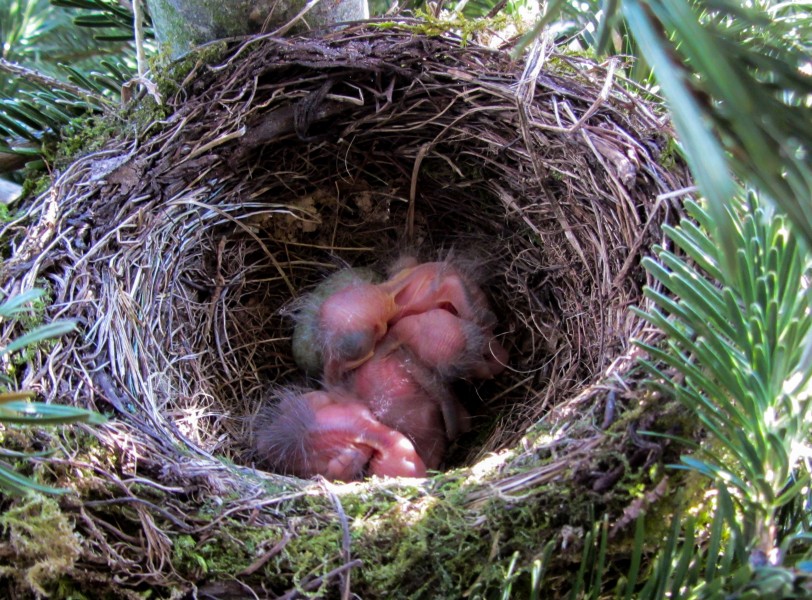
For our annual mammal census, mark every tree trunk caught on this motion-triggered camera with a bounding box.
[147,0,369,58]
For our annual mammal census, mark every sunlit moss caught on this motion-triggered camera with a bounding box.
[0,494,81,597]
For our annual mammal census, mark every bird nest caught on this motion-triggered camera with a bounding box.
[0,23,694,598]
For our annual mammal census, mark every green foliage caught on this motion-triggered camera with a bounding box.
[51,0,142,41]
[0,288,107,495]
[528,501,812,598]
[0,0,146,173]
[625,0,811,264]
[0,288,72,377]
[0,0,810,596]
[0,0,133,72]
[616,190,812,597]
[510,189,812,597]
[512,0,812,254]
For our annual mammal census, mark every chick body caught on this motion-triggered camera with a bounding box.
[291,267,383,377]
[254,388,427,481]
[344,343,470,470]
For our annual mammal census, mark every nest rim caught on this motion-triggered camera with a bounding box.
[0,23,695,597]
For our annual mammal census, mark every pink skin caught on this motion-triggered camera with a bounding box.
[382,260,507,377]
[293,267,383,378]
[317,282,398,382]
[382,260,496,326]
[276,261,507,479]
[344,344,471,469]
[255,389,426,482]
[389,309,507,380]
[318,260,507,382]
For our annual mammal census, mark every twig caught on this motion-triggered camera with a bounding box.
[133,0,148,78]
[324,482,354,600]
[276,559,363,600]
[238,531,291,576]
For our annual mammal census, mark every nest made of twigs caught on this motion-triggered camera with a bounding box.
[0,23,693,597]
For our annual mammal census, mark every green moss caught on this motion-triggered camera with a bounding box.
[56,91,162,161]
[53,113,115,166]
[151,42,229,100]
[0,494,81,597]
[0,202,17,224]
[171,506,353,596]
[276,524,344,592]
[371,12,508,47]
[171,489,307,584]
[19,170,52,200]
[52,42,227,174]
[0,409,704,599]
[173,521,278,578]
[347,393,702,596]
[178,531,247,576]
[266,466,590,599]
[658,136,680,170]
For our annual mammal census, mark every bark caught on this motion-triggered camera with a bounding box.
[147,0,370,58]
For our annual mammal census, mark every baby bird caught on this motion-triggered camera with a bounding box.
[382,257,497,327]
[292,267,387,378]
[342,340,471,469]
[254,388,427,482]
[316,280,397,383]
[269,258,510,482]
[389,308,507,381]
[294,258,508,383]
[383,258,508,380]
